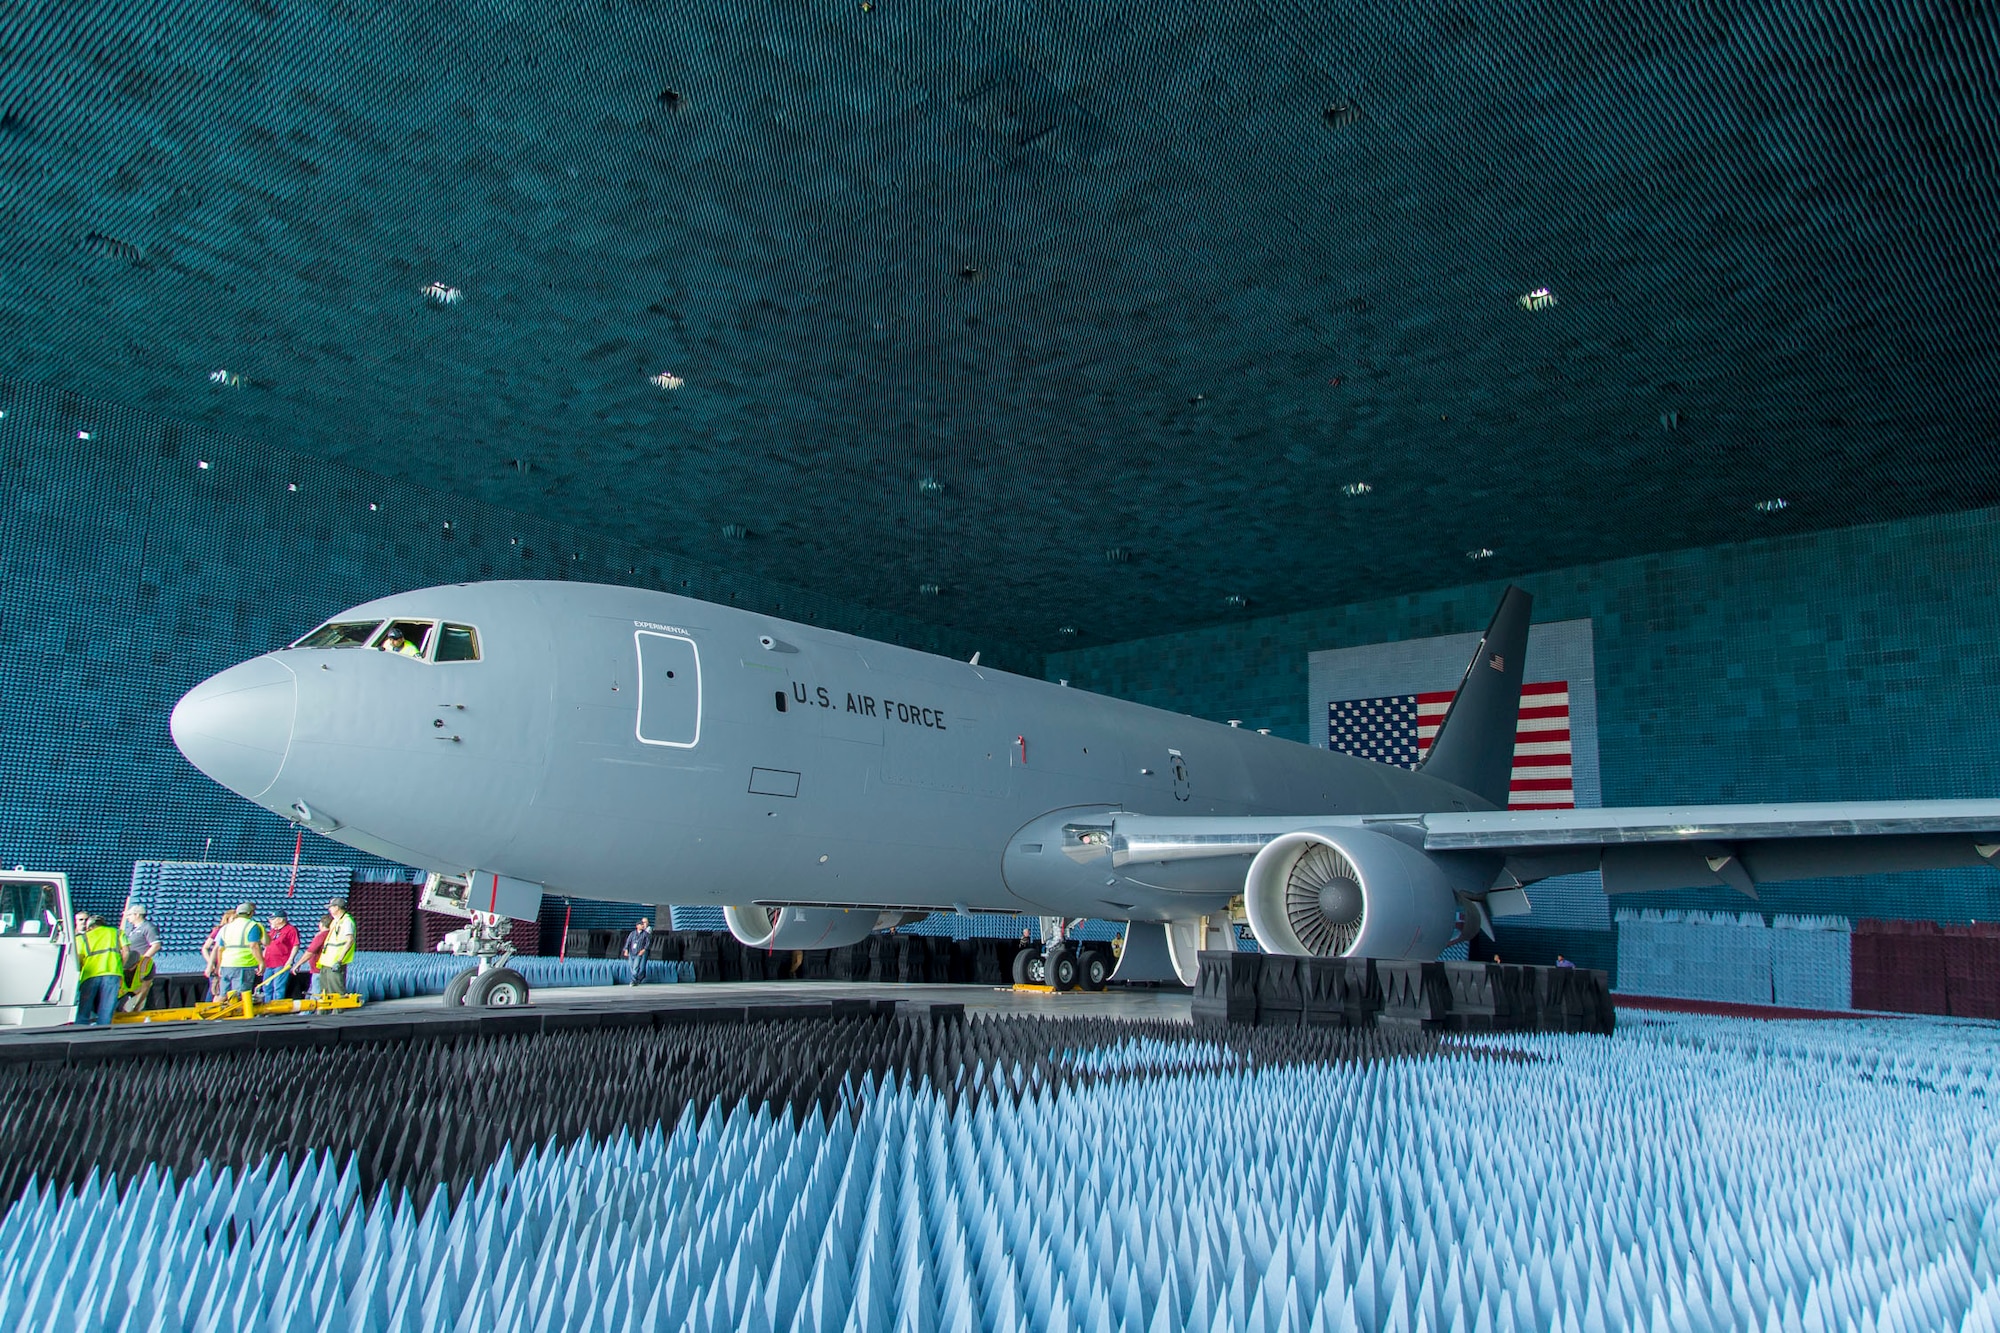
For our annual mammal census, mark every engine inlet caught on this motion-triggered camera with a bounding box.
[1284,842,1365,955]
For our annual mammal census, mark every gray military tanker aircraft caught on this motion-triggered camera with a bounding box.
[171,580,2000,1004]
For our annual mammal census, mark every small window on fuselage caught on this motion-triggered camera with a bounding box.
[372,620,434,659]
[434,624,480,662]
[292,619,385,650]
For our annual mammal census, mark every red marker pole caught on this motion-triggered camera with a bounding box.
[559,902,572,960]
[286,829,302,898]
[1017,735,1027,763]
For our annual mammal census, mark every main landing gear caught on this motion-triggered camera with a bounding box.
[437,911,532,1009]
[1012,919,1113,993]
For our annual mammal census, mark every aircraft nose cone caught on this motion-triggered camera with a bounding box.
[170,656,297,799]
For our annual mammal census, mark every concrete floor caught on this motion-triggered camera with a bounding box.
[0,981,1195,1065]
[374,980,1193,1022]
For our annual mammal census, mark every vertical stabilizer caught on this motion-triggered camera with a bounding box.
[1418,586,1532,809]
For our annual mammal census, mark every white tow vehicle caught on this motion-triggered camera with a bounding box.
[0,870,78,1029]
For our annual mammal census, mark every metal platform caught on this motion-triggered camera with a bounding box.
[0,981,1192,1066]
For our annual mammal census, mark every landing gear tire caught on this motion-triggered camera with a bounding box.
[442,969,477,1007]
[1011,948,1034,986]
[1026,952,1047,985]
[468,967,530,1008]
[1080,949,1110,992]
[1046,946,1078,992]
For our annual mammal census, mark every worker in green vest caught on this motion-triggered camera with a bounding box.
[316,898,357,998]
[75,914,125,1026]
[216,902,267,996]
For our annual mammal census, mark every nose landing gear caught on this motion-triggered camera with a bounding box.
[437,911,533,1009]
[424,873,541,1009]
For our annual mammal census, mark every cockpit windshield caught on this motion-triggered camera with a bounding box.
[290,617,481,661]
[435,624,480,662]
[375,621,434,658]
[292,619,384,650]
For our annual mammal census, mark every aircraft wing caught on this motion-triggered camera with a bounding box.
[1106,799,2000,897]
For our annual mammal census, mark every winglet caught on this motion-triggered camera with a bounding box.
[1418,586,1532,809]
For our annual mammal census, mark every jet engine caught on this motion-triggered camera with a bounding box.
[1242,828,1460,960]
[722,906,925,951]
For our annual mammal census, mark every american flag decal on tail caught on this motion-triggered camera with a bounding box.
[1327,681,1574,809]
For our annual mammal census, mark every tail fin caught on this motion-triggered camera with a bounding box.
[1418,586,1532,809]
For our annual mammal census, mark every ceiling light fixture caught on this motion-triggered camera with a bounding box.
[197,460,209,469]
[1467,548,1494,560]
[1104,547,1129,564]
[722,524,748,539]
[918,476,945,496]
[1518,288,1556,311]
[650,372,684,390]
[1323,103,1360,127]
[1754,498,1789,512]
[208,369,242,387]
[1661,410,1682,431]
[1058,626,1077,636]
[422,282,461,306]
[287,483,298,492]
[76,430,92,440]
[919,583,942,596]
[1342,482,1372,496]
[1224,594,1248,608]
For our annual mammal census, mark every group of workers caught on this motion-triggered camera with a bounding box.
[70,897,358,1025]
[200,899,358,1003]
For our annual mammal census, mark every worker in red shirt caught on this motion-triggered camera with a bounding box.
[254,913,302,1002]
[296,915,331,996]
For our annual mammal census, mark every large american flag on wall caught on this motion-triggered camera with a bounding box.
[1327,681,1574,809]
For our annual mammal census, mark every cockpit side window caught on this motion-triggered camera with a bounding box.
[292,620,385,650]
[434,624,481,662]
[373,620,434,659]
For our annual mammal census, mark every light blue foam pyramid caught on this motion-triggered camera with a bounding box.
[5,1013,2000,1331]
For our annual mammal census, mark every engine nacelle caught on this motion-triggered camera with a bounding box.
[1243,828,1460,960]
[722,906,924,950]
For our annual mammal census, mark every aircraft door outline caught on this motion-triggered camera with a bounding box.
[1170,748,1190,801]
[635,631,702,748]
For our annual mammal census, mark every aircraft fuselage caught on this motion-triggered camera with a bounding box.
[172,581,1491,922]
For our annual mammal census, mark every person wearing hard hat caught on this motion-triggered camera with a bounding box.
[216,902,267,996]
[316,899,357,998]
[74,914,125,1026]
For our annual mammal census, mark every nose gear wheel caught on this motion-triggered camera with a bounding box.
[1285,842,1364,956]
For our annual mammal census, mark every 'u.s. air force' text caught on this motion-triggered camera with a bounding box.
[791,683,946,730]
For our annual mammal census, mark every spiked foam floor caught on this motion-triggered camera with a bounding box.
[4,1012,1998,1332]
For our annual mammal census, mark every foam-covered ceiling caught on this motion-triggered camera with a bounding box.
[1,0,1995,647]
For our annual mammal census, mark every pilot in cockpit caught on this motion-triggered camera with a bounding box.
[379,627,423,658]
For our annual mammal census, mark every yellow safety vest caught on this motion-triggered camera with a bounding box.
[121,955,155,996]
[320,918,356,967]
[218,917,264,969]
[77,925,124,981]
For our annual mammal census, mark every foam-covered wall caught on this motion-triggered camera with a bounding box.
[0,378,1033,915]
[1047,507,2000,960]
